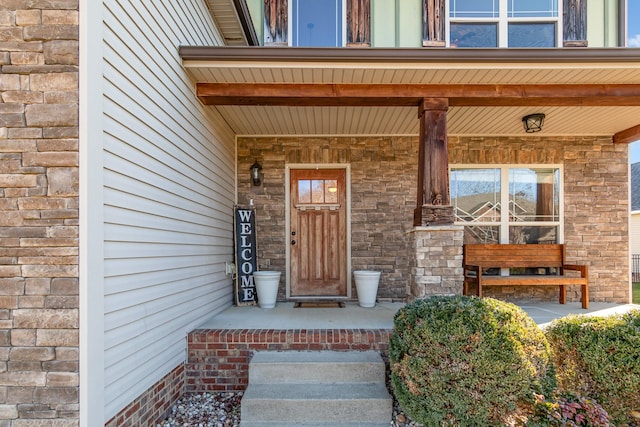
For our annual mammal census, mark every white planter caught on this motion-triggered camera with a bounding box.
[353,270,381,308]
[253,271,281,309]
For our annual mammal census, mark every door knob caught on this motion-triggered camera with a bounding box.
[291,240,296,245]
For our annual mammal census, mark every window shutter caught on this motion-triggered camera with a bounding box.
[347,0,370,46]
[264,0,288,45]
[422,0,445,47]
[563,0,587,47]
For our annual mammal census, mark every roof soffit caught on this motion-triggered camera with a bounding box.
[179,47,640,137]
[182,48,640,86]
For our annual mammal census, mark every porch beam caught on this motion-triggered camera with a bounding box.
[613,123,640,144]
[196,83,640,106]
[414,98,454,227]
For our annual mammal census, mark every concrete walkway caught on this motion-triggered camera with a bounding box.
[198,301,639,330]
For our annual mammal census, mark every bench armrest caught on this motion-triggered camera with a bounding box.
[463,264,482,296]
[563,264,588,278]
[464,264,481,275]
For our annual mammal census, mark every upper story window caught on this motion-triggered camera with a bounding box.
[292,0,343,47]
[449,0,560,47]
[263,0,370,47]
[259,0,583,48]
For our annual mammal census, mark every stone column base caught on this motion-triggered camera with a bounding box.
[407,225,464,302]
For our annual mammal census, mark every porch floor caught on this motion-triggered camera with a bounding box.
[198,301,639,330]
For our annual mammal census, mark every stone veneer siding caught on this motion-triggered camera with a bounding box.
[1,2,80,426]
[238,135,630,304]
[185,329,392,393]
[408,226,464,301]
[238,136,418,301]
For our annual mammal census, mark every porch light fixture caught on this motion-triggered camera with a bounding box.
[250,160,262,186]
[522,113,546,133]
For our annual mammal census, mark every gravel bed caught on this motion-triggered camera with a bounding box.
[159,392,242,427]
[158,390,421,426]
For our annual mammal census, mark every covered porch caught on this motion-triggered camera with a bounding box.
[181,46,640,307]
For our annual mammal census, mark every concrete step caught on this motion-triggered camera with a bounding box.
[241,351,392,425]
[241,383,392,425]
[248,350,386,384]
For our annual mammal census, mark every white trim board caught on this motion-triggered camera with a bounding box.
[79,0,106,424]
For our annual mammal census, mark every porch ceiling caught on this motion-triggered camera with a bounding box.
[181,47,640,139]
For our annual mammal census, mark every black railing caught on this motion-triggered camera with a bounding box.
[633,254,640,283]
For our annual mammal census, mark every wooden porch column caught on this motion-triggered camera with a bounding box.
[414,98,453,226]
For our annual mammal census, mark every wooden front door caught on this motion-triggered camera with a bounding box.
[290,169,347,297]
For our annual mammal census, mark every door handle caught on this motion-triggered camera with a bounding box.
[291,240,296,245]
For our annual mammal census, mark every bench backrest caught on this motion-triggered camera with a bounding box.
[463,244,565,269]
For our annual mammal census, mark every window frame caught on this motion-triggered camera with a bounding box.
[289,0,347,47]
[447,0,563,47]
[451,164,564,245]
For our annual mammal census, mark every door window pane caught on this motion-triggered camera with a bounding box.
[298,179,338,204]
[298,180,311,203]
[450,23,498,47]
[450,0,498,18]
[508,0,557,17]
[293,0,342,47]
[508,23,556,47]
[325,180,338,203]
[508,168,559,222]
[312,180,325,203]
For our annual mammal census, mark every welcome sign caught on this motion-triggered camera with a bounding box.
[234,207,258,306]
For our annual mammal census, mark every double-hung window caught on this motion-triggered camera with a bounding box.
[451,166,562,245]
[449,0,561,47]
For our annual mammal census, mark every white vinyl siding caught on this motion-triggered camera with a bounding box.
[102,0,235,421]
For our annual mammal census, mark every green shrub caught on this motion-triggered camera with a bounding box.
[544,310,640,425]
[389,296,555,427]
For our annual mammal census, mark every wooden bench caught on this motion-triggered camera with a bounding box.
[463,244,589,309]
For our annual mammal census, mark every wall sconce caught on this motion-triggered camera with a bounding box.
[522,113,546,133]
[250,160,262,186]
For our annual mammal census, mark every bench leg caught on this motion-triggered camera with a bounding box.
[559,285,566,304]
[581,284,589,309]
[477,284,482,298]
[463,280,468,296]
